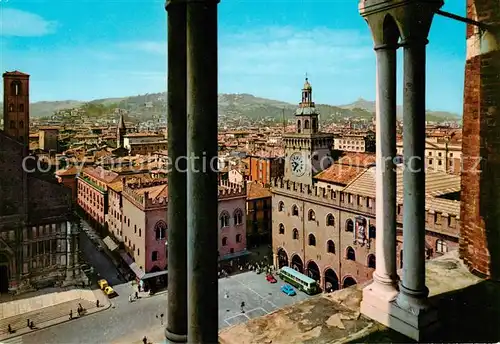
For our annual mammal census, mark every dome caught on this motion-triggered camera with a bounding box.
[303,78,312,90]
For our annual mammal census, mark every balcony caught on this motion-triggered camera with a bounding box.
[219,251,500,343]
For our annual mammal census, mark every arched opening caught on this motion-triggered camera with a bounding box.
[324,268,339,292]
[369,225,376,239]
[346,246,356,261]
[155,221,167,240]
[279,223,285,234]
[326,214,335,226]
[367,254,376,269]
[382,14,401,47]
[342,276,357,289]
[277,248,288,268]
[11,81,21,96]
[308,209,315,221]
[297,120,301,133]
[304,119,310,129]
[292,228,299,240]
[436,239,448,253]
[291,205,299,216]
[236,234,242,243]
[346,219,354,232]
[219,211,230,228]
[278,201,284,211]
[8,103,14,112]
[327,240,335,254]
[233,209,243,225]
[291,255,303,273]
[308,233,316,246]
[306,261,320,282]
[0,253,10,293]
[222,237,228,246]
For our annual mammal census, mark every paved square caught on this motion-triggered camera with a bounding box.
[218,271,311,329]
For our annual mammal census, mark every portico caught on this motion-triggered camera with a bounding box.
[358,0,444,341]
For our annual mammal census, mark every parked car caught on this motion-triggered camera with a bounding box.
[266,274,277,283]
[97,279,109,290]
[280,284,296,296]
[103,286,118,298]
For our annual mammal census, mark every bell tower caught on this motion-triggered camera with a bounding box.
[117,113,127,148]
[295,78,319,135]
[3,71,30,145]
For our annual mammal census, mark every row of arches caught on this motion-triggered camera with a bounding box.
[276,248,360,291]
[219,208,244,228]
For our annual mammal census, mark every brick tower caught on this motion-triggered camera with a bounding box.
[460,0,500,280]
[2,71,30,145]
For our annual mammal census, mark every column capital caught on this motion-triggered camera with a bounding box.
[374,43,399,51]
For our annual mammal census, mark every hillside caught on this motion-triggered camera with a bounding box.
[339,97,461,122]
[0,93,460,122]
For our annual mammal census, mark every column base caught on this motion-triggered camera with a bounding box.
[360,285,439,341]
[165,328,187,343]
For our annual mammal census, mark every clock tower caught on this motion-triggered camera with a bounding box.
[283,78,334,185]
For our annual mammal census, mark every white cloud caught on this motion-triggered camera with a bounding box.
[0,8,57,36]
[117,41,166,55]
[219,26,373,77]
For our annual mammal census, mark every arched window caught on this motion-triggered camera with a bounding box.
[327,240,335,253]
[368,225,376,239]
[279,223,285,235]
[297,120,301,133]
[326,214,335,226]
[152,251,158,262]
[155,220,167,240]
[367,254,376,268]
[436,239,448,253]
[293,228,299,240]
[346,246,356,261]
[345,219,354,232]
[8,103,14,112]
[236,234,242,243]
[278,201,285,212]
[220,211,230,228]
[10,120,15,129]
[11,81,21,96]
[222,237,228,246]
[304,120,310,129]
[308,234,316,246]
[292,205,299,216]
[308,209,315,221]
[233,208,243,225]
[19,120,24,129]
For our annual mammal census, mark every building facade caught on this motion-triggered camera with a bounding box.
[38,127,59,152]
[123,133,168,156]
[333,131,376,153]
[246,181,272,247]
[248,155,284,185]
[0,71,82,294]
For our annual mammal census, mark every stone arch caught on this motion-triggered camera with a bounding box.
[346,246,356,261]
[10,81,22,96]
[304,119,310,129]
[278,201,285,211]
[326,240,335,254]
[277,247,289,268]
[291,254,303,273]
[382,13,401,46]
[324,267,339,292]
[219,210,230,228]
[308,209,316,221]
[306,260,320,282]
[0,253,10,293]
[154,220,167,240]
[292,228,299,240]
[278,223,285,234]
[326,214,335,226]
[291,204,299,216]
[342,275,357,288]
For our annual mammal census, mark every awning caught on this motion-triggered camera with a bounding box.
[119,251,145,279]
[103,236,118,252]
[142,270,168,280]
[219,249,252,262]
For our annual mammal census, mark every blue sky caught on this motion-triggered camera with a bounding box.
[1,0,466,113]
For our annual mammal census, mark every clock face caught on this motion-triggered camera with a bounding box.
[290,153,306,177]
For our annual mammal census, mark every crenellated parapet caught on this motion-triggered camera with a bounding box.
[122,178,168,209]
[218,179,246,200]
[271,177,461,231]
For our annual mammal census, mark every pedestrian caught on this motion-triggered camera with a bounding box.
[96,299,100,308]
[69,309,73,320]
[7,324,13,334]
[240,301,245,313]
[27,319,30,328]
[142,336,148,344]
[135,291,139,299]
[29,321,34,329]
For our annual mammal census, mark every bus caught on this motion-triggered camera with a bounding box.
[278,266,319,295]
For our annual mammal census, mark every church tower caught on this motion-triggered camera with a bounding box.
[3,71,30,145]
[117,113,126,148]
[283,78,334,185]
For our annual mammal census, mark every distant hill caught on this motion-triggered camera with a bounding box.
[339,97,461,122]
[0,93,460,123]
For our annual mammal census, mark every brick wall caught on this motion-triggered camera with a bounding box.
[460,0,500,280]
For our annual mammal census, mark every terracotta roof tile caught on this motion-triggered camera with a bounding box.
[247,181,272,200]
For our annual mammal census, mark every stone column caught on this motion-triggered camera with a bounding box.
[371,44,398,299]
[165,0,188,342]
[186,0,219,342]
[396,38,429,310]
[73,232,80,279]
[65,221,74,283]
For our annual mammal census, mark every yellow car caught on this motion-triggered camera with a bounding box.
[103,286,117,298]
[97,279,109,290]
